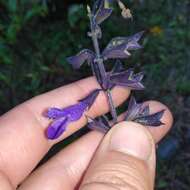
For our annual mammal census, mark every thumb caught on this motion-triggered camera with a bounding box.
[80,121,156,190]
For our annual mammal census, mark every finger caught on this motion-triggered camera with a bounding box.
[80,122,156,190]
[143,100,173,143]
[26,77,130,138]
[118,100,173,143]
[0,171,14,190]
[0,77,130,187]
[18,131,104,190]
[18,101,173,190]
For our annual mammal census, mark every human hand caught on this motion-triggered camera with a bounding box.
[0,77,173,190]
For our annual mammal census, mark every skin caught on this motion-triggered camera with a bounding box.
[0,77,173,190]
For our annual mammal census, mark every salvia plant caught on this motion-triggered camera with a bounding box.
[44,0,165,140]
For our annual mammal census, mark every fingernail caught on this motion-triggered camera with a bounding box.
[109,122,153,160]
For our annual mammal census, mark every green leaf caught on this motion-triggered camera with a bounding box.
[0,73,10,84]
[24,4,48,22]
[68,4,85,27]
[157,179,168,188]
[8,0,17,12]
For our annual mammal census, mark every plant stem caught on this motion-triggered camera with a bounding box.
[106,89,118,123]
[88,11,118,123]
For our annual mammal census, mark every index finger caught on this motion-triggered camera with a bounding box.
[0,77,130,187]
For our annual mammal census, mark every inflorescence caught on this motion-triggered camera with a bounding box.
[44,0,165,140]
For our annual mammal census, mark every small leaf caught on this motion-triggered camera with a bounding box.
[67,49,95,69]
[45,108,65,119]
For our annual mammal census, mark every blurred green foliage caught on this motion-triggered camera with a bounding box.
[0,0,189,189]
[0,0,189,113]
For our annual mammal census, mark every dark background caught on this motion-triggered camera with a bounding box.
[0,0,189,189]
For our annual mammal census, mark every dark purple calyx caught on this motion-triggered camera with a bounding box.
[67,49,95,69]
[94,3,112,25]
[125,96,165,126]
[87,115,111,133]
[109,69,145,90]
[102,31,144,60]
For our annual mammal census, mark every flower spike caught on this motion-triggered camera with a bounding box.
[44,0,165,140]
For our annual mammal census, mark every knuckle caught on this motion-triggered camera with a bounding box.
[81,152,151,190]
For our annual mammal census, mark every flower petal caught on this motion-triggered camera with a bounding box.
[46,117,69,140]
[45,108,66,119]
[79,89,101,109]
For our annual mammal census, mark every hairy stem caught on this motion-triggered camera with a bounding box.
[88,11,118,123]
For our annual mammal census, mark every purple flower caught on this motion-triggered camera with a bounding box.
[125,96,165,126]
[45,89,100,140]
